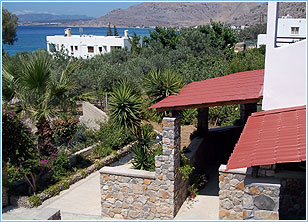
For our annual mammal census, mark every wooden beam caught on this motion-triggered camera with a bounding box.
[155,98,261,112]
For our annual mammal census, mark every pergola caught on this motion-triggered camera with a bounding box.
[149,69,265,133]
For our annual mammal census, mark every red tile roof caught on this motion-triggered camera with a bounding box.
[226,105,306,170]
[149,69,264,111]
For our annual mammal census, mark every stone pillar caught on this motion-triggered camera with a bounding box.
[197,108,209,135]
[155,115,181,218]
[240,103,257,124]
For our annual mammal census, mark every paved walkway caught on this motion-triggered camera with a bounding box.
[2,156,219,220]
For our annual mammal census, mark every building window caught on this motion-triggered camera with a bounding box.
[103,46,107,52]
[70,46,74,52]
[99,47,103,53]
[88,46,94,53]
[75,46,78,51]
[49,43,56,52]
[291,27,299,34]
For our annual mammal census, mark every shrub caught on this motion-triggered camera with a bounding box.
[95,122,135,150]
[181,109,197,125]
[53,117,79,146]
[28,194,41,207]
[179,153,195,180]
[50,152,71,182]
[2,107,41,194]
[209,105,240,127]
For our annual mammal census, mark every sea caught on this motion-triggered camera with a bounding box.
[3,26,152,56]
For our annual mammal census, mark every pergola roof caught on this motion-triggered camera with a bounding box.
[149,69,264,111]
[226,105,306,170]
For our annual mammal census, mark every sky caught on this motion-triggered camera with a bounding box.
[2,1,142,18]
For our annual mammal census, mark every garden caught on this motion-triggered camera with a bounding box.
[2,22,265,207]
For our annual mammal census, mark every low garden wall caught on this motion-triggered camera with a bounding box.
[219,164,306,220]
[79,101,108,130]
[100,116,199,220]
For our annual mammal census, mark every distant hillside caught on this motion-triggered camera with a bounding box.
[63,2,306,28]
[232,2,306,26]
[65,2,260,27]
[18,13,93,24]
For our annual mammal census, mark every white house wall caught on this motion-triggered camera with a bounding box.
[262,3,307,111]
[258,18,306,47]
[46,35,131,59]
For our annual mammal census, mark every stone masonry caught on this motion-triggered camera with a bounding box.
[219,165,280,220]
[100,116,189,220]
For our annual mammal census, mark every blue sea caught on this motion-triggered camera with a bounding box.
[3,26,152,56]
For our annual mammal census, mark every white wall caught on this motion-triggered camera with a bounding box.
[277,18,306,37]
[46,35,131,59]
[257,34,267,48]
[257,18,306,47]
[262,2,307,110]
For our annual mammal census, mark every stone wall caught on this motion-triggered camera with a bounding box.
[219,165,281,220]
[100,116,192,220]
[100,167,157,219]
[79,101,108,130]
[278,171,306,220]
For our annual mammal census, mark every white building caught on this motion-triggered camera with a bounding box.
[257,16,306,48]
[262,5,306,110]
[46,28,131,59]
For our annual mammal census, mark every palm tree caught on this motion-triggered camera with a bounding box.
[109,81,142,133]
[2,50,81,156]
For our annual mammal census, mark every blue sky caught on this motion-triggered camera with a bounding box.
[2,2,141,18]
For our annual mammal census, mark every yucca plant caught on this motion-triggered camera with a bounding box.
[143,69,184,104]
[109,81,142,133]
[131,124,156,171]
[131,143,154,171]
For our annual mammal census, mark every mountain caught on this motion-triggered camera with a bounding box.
[18,13,93,24]
[232,2,306,26]
[64,2,260,27]
[59,2,306,28]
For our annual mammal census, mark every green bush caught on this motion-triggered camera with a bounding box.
[209,105,240,127]
[181,109,197,125]
[28,194,42,207]
[53,117,79,146]
[179,153,195,180]
[50,152,71,182]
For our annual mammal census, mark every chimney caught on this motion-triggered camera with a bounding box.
[65,28,71,37]
[124,30,128,37]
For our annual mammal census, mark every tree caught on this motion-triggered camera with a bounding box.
[113,25,118,36]
[144,27,180,49]
[107,22,113,36]
[238,23,267,42]
[2,50,81,156]
[2,8,18,45]
[128,32,141,54]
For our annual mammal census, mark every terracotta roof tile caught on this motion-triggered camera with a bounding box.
[226,105,306,170]
[149,69,264,111]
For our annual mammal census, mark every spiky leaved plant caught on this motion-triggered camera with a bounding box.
[109,80,142,133]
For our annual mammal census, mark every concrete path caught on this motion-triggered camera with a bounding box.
[2,154,219,220]
[175,193,219,220]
